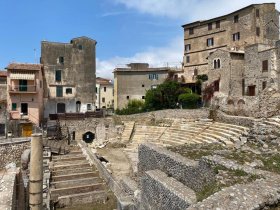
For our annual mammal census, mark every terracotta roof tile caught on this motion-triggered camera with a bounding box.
[0,71,7,77]
[6,63,42,71]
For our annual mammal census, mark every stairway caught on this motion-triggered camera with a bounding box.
[49,148,108,208]
[121,121,135,143]
[160,120,249,147]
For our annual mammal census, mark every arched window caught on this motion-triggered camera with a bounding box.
[214,59,221,69]
[217,59,221,68]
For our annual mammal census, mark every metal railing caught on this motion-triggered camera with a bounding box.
[9,85,37,92]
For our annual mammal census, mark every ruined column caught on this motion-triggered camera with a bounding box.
[29,133,43,210]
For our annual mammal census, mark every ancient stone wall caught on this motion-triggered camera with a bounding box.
[138,144,215,192]
[60,117,120,142]
[0,139,30,169]
[116,109,209,125]
[140,169,196,210]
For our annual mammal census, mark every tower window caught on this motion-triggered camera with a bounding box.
[216,20,220,28]
[208,23,212,30]
[207,38,214,47]
[234,15,239,23]
[58,57,64,64]
[189,28,194,35]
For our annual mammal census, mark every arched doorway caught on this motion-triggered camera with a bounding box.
[57,103,65,113]
[76,101,81,112]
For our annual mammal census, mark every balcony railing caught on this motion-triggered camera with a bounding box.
[9,85,37,93]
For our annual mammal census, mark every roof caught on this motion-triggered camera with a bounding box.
[182,3,275,28]
[96,77,113,85]
[0,71,7,77]
[114,67,172,73]
[6,63,42,71]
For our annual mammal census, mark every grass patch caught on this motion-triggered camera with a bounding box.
[196,165,260,202]
[168,143,226,160]
[259,154,280,174]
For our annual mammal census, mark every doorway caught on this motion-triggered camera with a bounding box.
[76,101,81,112]
[21,103,28,115]
[57,103,66,113]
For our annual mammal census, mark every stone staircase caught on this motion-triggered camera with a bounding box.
[160,120,249,147]
[121,121,135,143]
[43,138,69,155]
[123,125,167,174]
[264,116,280,129]
[49,148,108,208]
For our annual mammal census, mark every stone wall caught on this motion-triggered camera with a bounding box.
[140,170,196,210]
[60,117,120,142]
[213,87,280,118]
[0,139,30,169]
[116,109,209,125]
[138,144,215,192]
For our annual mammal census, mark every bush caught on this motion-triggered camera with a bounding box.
[178,93,201,109]
[115,99,145,115]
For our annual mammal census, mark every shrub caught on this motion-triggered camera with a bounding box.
[115,99,145,115]
[178,93,201,109]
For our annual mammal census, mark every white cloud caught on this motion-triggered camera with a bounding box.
[96,36,183,79]
[114,0,279,21]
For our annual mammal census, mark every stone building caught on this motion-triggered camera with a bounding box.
[6,63,44,136]
[207,49,245,97]
[114,63,175,110]
[41,36,97,118]
[208,40,280,117]
[182,3,279,83]
[0,71,7,136]
[95,77,114,109]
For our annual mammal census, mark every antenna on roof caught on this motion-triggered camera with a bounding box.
[34,48,37,63]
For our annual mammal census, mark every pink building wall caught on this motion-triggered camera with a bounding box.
[7,64,44,126]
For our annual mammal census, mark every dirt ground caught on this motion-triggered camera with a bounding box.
[96,148,132,181]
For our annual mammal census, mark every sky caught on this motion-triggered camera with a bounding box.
[0,0,279,79]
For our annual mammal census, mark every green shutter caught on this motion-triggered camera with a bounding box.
[56,86,63,97]
[12,103,17,111]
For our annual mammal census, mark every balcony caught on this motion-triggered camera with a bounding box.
[9,85,37,94]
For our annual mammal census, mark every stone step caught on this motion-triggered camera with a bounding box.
[53,160,89,166]
[52,171,99,182]
[50,183,105,200]
[198,132,234,146]
[53,163,91,170]
[52,156,86,162]
[264,120,280,128]
[52,154,85,160]
[214,122,249,131]
[51,177,102,189]
[207,127,241,137]
[212,124,247,134]
[205,129,234,139]
[56,190,107,208]
[52,167,95,176]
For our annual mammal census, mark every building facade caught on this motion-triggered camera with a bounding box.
[114,63,173,110]
[6,63,44,126]
[0,71,7,136]
[182,3,279,83]
[207,40,280,117]
[95,77,114,109]
[41,36,97,118]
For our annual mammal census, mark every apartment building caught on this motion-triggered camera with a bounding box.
[41,36,97,118]
[96,77,114,109]
[182,3,279,83]
[0,71,7,136]
[6,63,44,129]
[114,63,175,109]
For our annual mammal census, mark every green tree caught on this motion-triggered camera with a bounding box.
[178,93,201,109]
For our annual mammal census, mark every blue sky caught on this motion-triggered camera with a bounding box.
[0,0,279,78]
